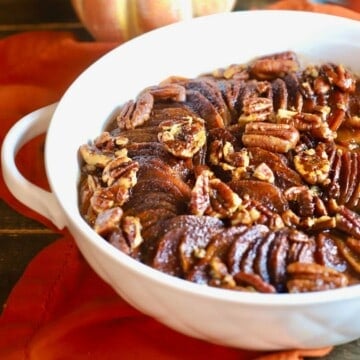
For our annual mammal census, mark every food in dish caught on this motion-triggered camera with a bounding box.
[78,51,360,294]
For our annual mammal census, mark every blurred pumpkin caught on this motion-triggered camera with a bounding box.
[71,0,236,42]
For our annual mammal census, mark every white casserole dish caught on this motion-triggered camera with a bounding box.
[3,10,360,351]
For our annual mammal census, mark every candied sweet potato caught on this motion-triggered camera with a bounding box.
[79,51,360,293]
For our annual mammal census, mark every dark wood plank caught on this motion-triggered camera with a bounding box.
[0,199,56,230]
[0,199,59,311]
[0,232,60,308]
[0,0,78,24]
[0,0,92,39]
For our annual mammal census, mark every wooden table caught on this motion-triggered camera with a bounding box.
[0,0,84,310]
[0,1,359,359]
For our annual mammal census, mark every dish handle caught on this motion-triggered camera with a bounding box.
[1,103,67,229]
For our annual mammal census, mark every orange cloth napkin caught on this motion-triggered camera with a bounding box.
[266,0,360,20]
[0,1,358,358]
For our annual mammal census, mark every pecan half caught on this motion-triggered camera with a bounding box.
[315,232,348,272]
[94,207,123,236]
[294,145,330,185]
[79,174,100,219]
[286,262,348,293]
[219,63,249,80]
[327,91,349,131]
[102,149,139,187]
[97,212,143,254]
[79,144,113,168]
[238,96,273,124]
[234,271,276,293]
[276,109,334,141]
[90,188,116,213]
[90,157,139,213]
[121,215,143,250]
[143,83,186,102]
[250,51,299,80]
[158,116,206,158]
[230,198,285,231]
[93,131,129,151]
[117,91,154,130]
[208,138,250,179]
[331,235,360,275]
[242,122,299,153]
[336,206,360,239]
[189,169,241,219]
[189,169,211,216]
[321,63,356,93]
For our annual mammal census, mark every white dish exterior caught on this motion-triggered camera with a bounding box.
[3,11,360,350]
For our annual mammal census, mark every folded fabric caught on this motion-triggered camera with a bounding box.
[0,234,332,360]
[0,30,115,227]
[266,0,360,19]
[0,1,359,359]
